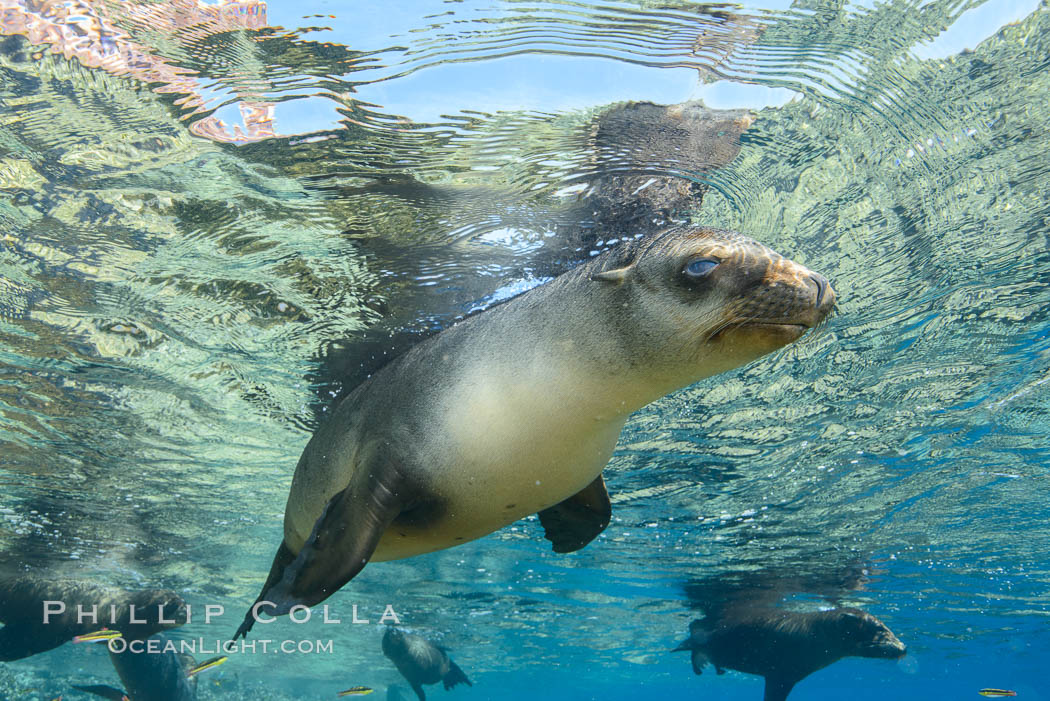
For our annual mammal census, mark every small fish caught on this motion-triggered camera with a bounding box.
[337,687,374,696]
[72,629,122,643]
[185,655,228,678]
[979,690,1018,698]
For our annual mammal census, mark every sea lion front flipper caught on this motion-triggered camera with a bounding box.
[409,681,427,701]
[72,684,129,701]
[258,466,408,614]
[537,474,611,553]
[763,676,797,701]
[442,660,472,690]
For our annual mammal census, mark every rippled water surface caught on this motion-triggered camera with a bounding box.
[1,0,1048,698]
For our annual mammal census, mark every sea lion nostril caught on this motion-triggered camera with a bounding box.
[809,273,828,306]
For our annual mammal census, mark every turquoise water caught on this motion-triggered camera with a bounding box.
[0,0,1048,699]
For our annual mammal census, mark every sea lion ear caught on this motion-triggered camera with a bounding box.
[590,265,633,284]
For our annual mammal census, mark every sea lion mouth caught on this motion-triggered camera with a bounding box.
[710,321,810,343]
[740,321,811,331]
[860,640,908,659]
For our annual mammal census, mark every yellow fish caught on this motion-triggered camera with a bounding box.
[185,655,228,678]
[337,687,374,697]
[72,629,122,643]
[979,690,1017,698]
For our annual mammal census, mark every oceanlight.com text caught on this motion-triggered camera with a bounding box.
[108,636,335,656]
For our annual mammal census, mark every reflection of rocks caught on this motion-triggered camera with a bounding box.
[0,275,46,321]
[0,0,273,142]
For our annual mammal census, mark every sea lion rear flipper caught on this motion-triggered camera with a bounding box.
[249,468,407,618]
[72,684,129,701]
[235,542,296,639]
[537,474,611,553]
[690,650,710,675]
[442,660,472,690]
[763,676,797,701]
[671,626,710,675]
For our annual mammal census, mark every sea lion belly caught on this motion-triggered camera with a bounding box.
[371,359,628,561]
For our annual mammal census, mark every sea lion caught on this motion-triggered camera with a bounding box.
[237,225,835,635]
[381,628,472,701]
[673,607,906,701]
[0,575,185,661]
[73,633,223,701]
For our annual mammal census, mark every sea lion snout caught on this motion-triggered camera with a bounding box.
[865,626,907,659]
[838,609,907,659]
[587,227,837,382]
[739,250,836,330]
[648,228,835,353]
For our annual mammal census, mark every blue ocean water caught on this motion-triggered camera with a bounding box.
[0,0,1048,699]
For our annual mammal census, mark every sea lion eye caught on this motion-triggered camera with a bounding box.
[684,259,719,278]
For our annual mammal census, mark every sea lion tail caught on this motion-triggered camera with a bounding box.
[671,626,708,652]
[442,660,472,690]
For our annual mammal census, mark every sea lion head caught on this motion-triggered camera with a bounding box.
[382,626,419,661]
[830,608,907,659]
[382,626,406,650]
[590,226,835,387]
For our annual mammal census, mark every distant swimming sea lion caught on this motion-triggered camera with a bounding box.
[237,226,835,635]
[0,575,185,661]
[381,628,472,701]
[673,608,906,701]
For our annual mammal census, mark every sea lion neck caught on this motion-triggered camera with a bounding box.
[454,267,671,419]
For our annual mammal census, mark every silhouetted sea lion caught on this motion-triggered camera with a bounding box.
[237,226,835,635]
[0,575,185,661]
[673,607,906,701]
[381,628,471,701]
[73,632,223,701]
